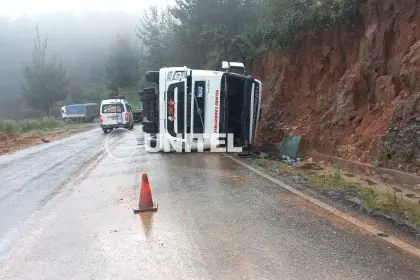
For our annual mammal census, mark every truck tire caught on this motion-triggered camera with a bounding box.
[140,94,157,102]
[145,71,159,83]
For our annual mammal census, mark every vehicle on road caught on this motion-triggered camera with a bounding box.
[140,61,262,151]
[100,97,134,133]
[60,103,99,123]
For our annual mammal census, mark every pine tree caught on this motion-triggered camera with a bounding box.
[22,26,69,116]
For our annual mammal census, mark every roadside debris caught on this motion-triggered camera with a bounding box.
[237,151,302,165]
[279,155,302,164]
[277,136,301,159]
[238,135,304,164]
[258,152,269,159]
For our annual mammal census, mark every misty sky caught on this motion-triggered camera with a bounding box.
[1,0,172,16]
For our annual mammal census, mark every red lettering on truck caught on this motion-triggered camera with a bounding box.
[214,90,219,132]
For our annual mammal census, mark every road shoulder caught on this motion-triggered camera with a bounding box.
[227,154,420,259]
[0,123,97,155]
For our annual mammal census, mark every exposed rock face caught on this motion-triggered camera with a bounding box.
[252,0,420,174]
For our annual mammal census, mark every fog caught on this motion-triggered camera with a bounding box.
[0,11,143,118]
[1,0,172,17]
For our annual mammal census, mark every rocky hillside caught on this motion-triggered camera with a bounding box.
[252,0,420,175]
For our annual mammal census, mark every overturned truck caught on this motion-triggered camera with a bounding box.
[140,62,262,152]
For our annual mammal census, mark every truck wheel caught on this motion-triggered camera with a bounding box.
[145,71,159,83]
[140,94,157,102]
[103,129,108,134]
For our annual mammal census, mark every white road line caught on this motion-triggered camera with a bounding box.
[226,154,420,258]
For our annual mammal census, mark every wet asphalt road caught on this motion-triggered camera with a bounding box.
[0,128,108,260]
[0,126,420,279]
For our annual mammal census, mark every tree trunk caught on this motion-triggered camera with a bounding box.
[46,101,52,117]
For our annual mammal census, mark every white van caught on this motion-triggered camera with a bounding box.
[140,61,262,151]
[100,97,134,133]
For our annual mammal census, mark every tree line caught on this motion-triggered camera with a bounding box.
[137,0,364,70]
[0,12,138,119]
[17,0,365,117]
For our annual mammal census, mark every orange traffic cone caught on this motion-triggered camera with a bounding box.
[134,174,158,213]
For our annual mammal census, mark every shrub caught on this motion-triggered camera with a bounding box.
[0,117,63,134]
[0,119,21,133]
[39,117,62,130]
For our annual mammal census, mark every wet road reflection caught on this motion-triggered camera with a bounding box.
[140,212,155,238]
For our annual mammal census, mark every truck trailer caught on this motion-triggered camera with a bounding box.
[60,103,99,123]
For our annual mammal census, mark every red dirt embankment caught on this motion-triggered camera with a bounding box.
[252,0,420,175]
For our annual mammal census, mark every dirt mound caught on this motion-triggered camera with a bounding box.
[252,0,420,174]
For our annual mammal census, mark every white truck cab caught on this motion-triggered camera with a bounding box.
[140,62,262,152]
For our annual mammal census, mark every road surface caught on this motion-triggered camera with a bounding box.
[0,126,419,279]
